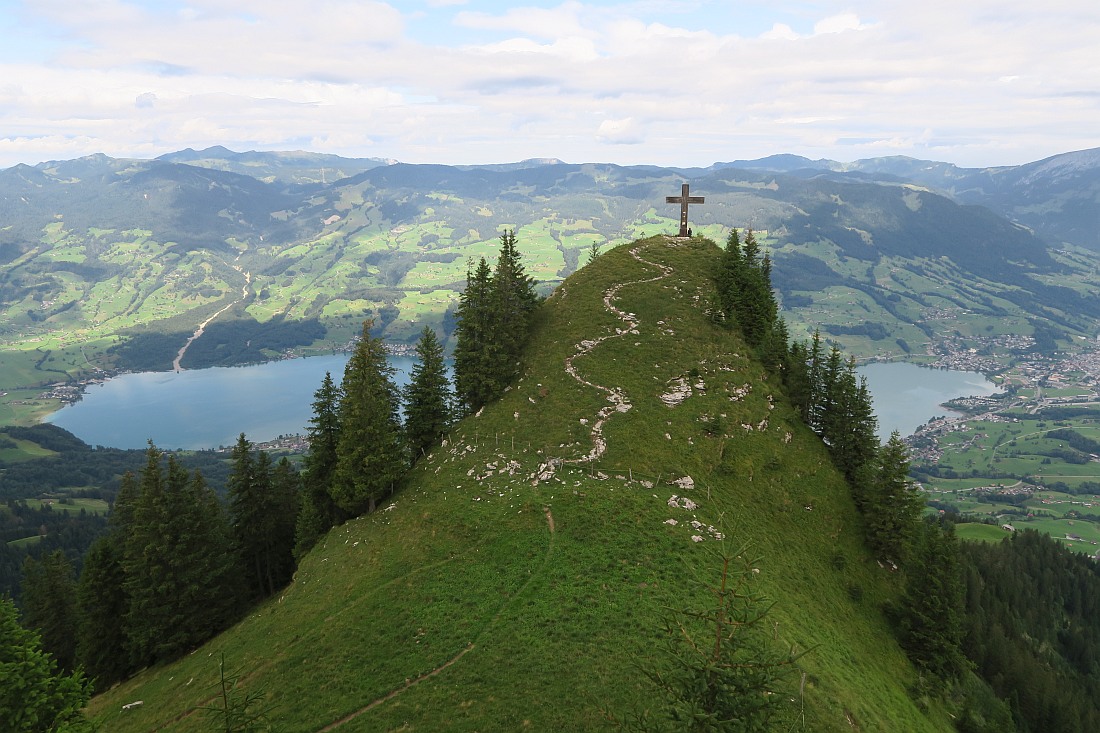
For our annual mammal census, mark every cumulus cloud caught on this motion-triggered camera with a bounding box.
[813,13,868,35]
[0,0,1097,168]
[596,118,643,145]
[761,23,800,40]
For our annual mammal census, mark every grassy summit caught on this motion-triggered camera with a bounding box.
[88,236,950,731]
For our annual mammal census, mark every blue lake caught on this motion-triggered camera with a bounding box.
[46,356,997,450]
[46,354,414,450]
[857,361,999,439]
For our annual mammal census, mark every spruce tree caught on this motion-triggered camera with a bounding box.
[403,325,453,463]
[817,345,846,442]
[0,598,92,733]
[123,444,169,668]
[453,256,499,413]
[19,550,78,673]
[453,231,540,414]
[168,465,241,656]
[228,434,295,599]
[76,471,137,687]
[785,339,811,420]
[123,445,241,666]
[492,229,539,383]
[296,371,342,558]
[805,331,825,432]
[75,534,129,689]
[867,432,924,561]
[270,457,301,583]
[898,520,967,682]
[717,228,744,325]
[621,545,804,731]
[332,322,406,515]
[737,229,777,347]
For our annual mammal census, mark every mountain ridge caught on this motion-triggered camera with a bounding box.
[85,235,952,731]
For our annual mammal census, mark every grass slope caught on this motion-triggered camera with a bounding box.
[87,236,950,731]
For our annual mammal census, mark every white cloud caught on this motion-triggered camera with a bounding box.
[596,117,644,145]
[0,0,1097,168]
[813,13,868,35]
[455,2,591,41]
[761,23,800,40]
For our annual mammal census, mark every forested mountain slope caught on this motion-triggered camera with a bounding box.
[86,237,952,731]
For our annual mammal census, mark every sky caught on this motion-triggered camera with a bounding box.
[0,0,1097,170]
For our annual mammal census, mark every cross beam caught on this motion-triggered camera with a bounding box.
[665,183,704,237]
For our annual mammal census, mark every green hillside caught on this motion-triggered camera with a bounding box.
[7,151,1100,430]
[86,236,949,731]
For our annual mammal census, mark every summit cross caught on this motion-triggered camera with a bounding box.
[665,183,704,238]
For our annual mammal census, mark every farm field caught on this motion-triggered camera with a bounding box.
[21,497,110,515]
[912,357,1100,554]
[929,484,1100,553]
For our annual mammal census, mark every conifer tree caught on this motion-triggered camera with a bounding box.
[269,456,301,578]
[761,315,791,375]
[898,520,967,682]
[737,229,777,348]
[805,331,825,431]
[123,445,241,666]
[867,432,925,561]
[75,534,129,689]
[453,256,499,413]
[19,550,78,673]
[76,471,136,687]
[122,444,169,668]
[229,435,295,599]
[716,227,779,349]
[296,371,342,557]
[817,345,846,440]
[620,545,805,731]
[403,326,453,463]
[332,322,406,515]
[0,598,92,733]
[819,356,879,504]
[492,228,539,382]
[716,228,743,328]
[159,461,240,659]
[453,231,540,414]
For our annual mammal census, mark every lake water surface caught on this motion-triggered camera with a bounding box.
[856,361,999,439]
[46,357,997,450]
[47,354,405,450]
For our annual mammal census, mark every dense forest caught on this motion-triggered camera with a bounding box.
[106,313,327,371]
[0,424,236,601]
[961,530,1100,732]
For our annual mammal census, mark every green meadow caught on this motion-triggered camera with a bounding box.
[86,236,953,732]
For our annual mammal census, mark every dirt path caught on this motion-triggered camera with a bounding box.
[172,271,250,371]
[562,242,673,465]
[316,644,477,732]
[315,505,558,731]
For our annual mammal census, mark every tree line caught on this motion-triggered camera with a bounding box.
[714,228,925,563]
[714,228,966,695]
[5,230,540,723]
[294,229,539,555]
[714,227,1100,728]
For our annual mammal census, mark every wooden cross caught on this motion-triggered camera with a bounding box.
[665,183,704,237]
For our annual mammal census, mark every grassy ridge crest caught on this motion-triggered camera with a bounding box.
[87,236,950,731]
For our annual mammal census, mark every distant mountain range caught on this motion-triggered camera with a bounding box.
[2,146,1100,402]
[708,148,1100,251]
